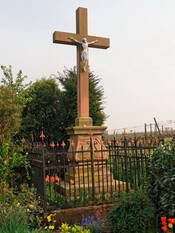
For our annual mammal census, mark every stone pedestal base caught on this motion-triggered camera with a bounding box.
[66,124,107,161]
[56,124,130,199]
[54,125,130,200]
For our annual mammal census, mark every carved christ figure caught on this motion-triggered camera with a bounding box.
[68,37,98,72]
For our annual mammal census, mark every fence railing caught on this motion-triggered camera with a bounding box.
[28,136,164,210]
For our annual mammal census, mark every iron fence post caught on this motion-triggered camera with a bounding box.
[124,136,129,192]
[42,141,47,210]
[90,136,95,201]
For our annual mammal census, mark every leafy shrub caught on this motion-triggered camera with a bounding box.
[106,191,156,233]
[0,143,30,188]
[147,142,175,218]
[0,184,44,229]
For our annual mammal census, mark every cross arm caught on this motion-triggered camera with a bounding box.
[53,31,110,49]
[86,35,110,49]
[53,31,82,45]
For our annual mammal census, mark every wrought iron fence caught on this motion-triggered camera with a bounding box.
[28,135,165,210]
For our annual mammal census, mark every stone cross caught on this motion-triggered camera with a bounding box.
[53,7,110,126]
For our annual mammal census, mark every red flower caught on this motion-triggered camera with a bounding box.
[162,221,167,226]
[55,176,60,182]
[51,177,55,182]
[161,217,167,222]
[161,226,167,232]
[45,175,49,182]
[172,219,175,224]
[168,218,172,223]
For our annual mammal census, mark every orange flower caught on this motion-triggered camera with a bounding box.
[51,177,55,182]
[45,175,49,182]
[70,179,74,184]
[55,176,60,182]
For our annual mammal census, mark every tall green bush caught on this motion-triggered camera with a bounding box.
[0,86,21,144]
[147,142,175,218]
[106,191,156,233]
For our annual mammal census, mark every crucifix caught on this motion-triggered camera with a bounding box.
[53,7,110,126]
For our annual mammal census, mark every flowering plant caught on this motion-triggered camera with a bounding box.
[161,217,175,232]
[44,213,57,231]
[0,184,44,229]
[59,223,90,233]
[45,175,60,183]
[81,216,102,233]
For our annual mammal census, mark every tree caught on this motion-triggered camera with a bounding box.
[56,67,106,141]
[0,86,21,144]
[20,78,61,143]
[20,67,106,143]
[0,65,31,107]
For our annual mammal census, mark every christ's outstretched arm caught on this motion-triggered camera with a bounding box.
[68,37,81,45]
[88,40,98,45]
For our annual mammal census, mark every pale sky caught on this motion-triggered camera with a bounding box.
[0,0,175,133]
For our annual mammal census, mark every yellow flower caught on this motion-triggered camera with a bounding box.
[47,216,51,222]
[168,223,173,228]
[26,209,30,212]
[53,220,56,223]
[72,227,76,232]
[49,225,54,230]
[44,226,48,229]
[16,202,20,207]
[29,204,34,209]
[75,225,82,231]
[60,223,69,231]
[84,230,90,233]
